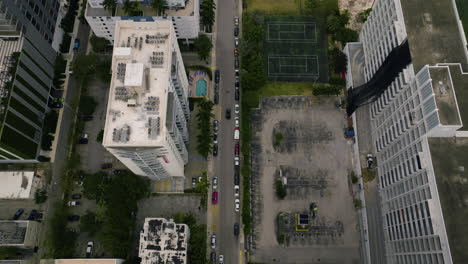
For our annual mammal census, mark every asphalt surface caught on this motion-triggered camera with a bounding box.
[211,0,242,262]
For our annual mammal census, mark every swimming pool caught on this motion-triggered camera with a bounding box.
[196,78,207,96]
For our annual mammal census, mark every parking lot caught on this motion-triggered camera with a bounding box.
[250,96,361,264]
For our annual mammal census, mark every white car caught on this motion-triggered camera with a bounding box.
[234,38,239,47]
[234,16,239,26]
[67,201,81,206]
[235,199,240,212]
[86,241,93,258]
[212,177,218,190]
[211,234,216,249]
[235,104,240,114]
[219,255,224,264]
[234,128,240,140]
[234,185,240,197]
[235,117,239,128]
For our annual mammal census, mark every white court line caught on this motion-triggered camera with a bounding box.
[267,22,317,42]
[268,55,320,76]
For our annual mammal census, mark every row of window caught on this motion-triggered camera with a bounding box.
[394,252,444,264]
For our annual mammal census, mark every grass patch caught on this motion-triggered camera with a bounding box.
[362,168,376,183]
[456,0,468,37]
[246,0,303,15]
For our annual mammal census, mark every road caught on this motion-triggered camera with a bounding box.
[210,0,242,262]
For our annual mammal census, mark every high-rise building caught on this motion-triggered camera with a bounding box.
[85,0,199,43]
[345,0,468,263]
[103,20,190,180]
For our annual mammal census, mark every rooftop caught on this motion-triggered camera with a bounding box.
[0,171,36,199]
[428,66,461,126]
[55,260,124,264]
[139,218,189,264]
[116,0,195,17]
[401,0,468,73]
[103,20,176,147]
[446,64,468,130]
[428,137,468,264]
[0,221,28,245]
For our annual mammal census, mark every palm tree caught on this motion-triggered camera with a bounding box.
[122,0,141,16]
[102,0,117,15]
[151,0,167,16]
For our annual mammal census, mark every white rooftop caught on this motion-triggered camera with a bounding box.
[0,171,36,199]
[103,20,176,147]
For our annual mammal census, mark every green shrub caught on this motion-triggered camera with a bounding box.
[35,190,48,204]
[275,180,287,199]
[312,83,342,96]
[79,95,97,116]
[354,199,363,209]
[273,132,284,148]
[351,171,358,184]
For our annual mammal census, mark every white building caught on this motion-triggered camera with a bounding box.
[85,0,199,43]
[0,171,38,199]
[345,0,468,263]
[103,20,190,180]
[139,218,189,264]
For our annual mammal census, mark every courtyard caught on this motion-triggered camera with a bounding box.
[249,96,361,264]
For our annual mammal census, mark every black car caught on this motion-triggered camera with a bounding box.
[235,81,240,89]
[210,252,217,263]
[235,69,240,78]
[27,210,43,221]
[82,115,93,121]
[213,144,218,156]
[235,58,239,69]
[13,209,24,220]
[68,215,80,221]
[225,109,231,119]
[215,70,220,83]
[234,174,240,185]
[235,89,240,101]
[234,27,239,36]
[71,193,82,199]
[234,223,240,236]
[214,93,219,105]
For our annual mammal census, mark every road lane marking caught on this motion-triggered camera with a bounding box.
[239,250,243,264]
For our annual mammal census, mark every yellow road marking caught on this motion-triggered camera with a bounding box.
[211,66,215,70]
[212,53,216,56]
[239,250,243,264]
[209,204,220,233]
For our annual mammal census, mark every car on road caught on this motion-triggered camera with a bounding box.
[73,38,80,51]
[67,201,81,207]
[86,241,94,258]
[234,174,240,185]
[234,48,239,57]
[235,69,239,78]
[235,117,240,128]
[13,209,24,220]
[234,16,239,26]
[68,215,80,221]
[234,27,239,36]
[27,210,43,221]
[213,133,218,144]
[213,144,218,156]
[234,157,240,168]
[235,104,240,114]
[211,234,216,249]
[234,143,240,156]
[225,108,231,119]
[234,223,240,236]
[210,252,217,263]
[235,58,239,68]
[212,177,218,190]
[101,163,112,169]
[235,199,240,212]
[219,255,224,264]
[215,70,220,83]
[235,80,240,89]
[235,37,239,47]
[71,193,82,199]
[82,115,93,121]
[235,89,240,101]
[214,92,219,104]
[234,185,240,197]
[78,133,89,144]
[212,191,218,204]
[234,128,240,140]
[192,178,197,188]
[213,120,219,132]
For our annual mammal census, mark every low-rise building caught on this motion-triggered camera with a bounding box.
[0,171,39,199]
[139,218,189,264]
[0,221,39,247]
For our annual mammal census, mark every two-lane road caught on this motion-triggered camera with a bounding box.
[211,0,242,262]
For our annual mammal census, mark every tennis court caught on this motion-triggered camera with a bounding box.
[264,16,328,82]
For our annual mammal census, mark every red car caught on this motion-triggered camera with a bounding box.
[235,143,240,156]
[212,191,218,204]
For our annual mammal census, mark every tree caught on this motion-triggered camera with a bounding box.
[90,34,111,53]
[194,34,213,61]
[35,190,48,204]
[151,0,167,16]
[102,0,117,14]
[273,132,283,149]
[200,0,216,31]
[96,58,112,83]
[196,99,214,158]
[79,95,98,116]
[334,28,359,44]
[326,10,350,34]
[122,0,141,16]
[357,8,372,23]
[0,247,18,260]
[82,171,107,199]
[79,211,102,235]
[73,54,98,81]
[328,48,348,74]
[275,180,287,199]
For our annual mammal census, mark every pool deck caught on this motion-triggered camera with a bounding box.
[188,70,211,98]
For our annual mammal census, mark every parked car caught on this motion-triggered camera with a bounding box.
[215,70,220,83]
[235,80,240,89]
[212,191,218,204]
[213,144,218,156]
[213,133,218,144]
[234,16,239,26]
[234,48,239,57]
[211,234,216,249]
[234,157,240,168]
[86,241,94,258]
[219,255,224,264]
[235,58,239,68]
[212,177,218,190]
[71,193,82,199]
[73,39,80,51]
[234,27,239,36]
[192,178,197,188]
[235,199,240,212]
[213,120,219,132]
[234,174,240,185]
[214,92,219,105]
[225,108,231,119]
[101,163,112,169]
[235,143,240,156]
[235,37,239,47]
[234,185,240,197]
[67,201,81,207]
[68,215,80,221]
[310,202,318,219]
[234,128,240,140]
[210,252,217,263]
[234,223,240,236]
[235,117,240,128]
[13,209,24,220]
[235,89,240,101]
[235,69,239,78]
[27,210,43,221]
[78,133,89,144]
[82,115,93,121]
[235,104,240,114]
